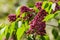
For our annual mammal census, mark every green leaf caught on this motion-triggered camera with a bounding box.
[4,25,9,36]
[16,6,20,17]
[21,12,26,18]
[16,24,25,40]
[25,20,30,31]
[42,1,53,14]
[58,1,60,5]
[44,3,49,9]
[42,1,49,9]
[15,21,18,31]
[52,28,58,39]
[33,7,39,13]
[27,36,32,40]
[6,32,10,40]
[47,2,52,14]
[9,22,16,36]
[43,35,50,40]
[41,36,45,40]
[27,0,35,7]
[0,27,6,35]
[54,11,60,14]
[0,24,5,30]
[54,11,60,19]
[16,18,21,22]
[43,14,54,21]
[40,35,50,40]
[56,36,60,40]
[58,23,60,30]
[0,25,8,40]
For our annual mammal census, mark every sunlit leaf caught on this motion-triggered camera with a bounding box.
[21,12,26,18]
[44,35,50,40]
[33,7,39,13]
[43,14,54,21]
[58,1,60,5]
[44,3,49,9]
[40,35,50,40]
[16,6,20,17]
[9,22,16,36]
[16,24,25,40]
[0,23,5,30]
[4,25,9,36]
[25,20,30,31]
[0,25,8,40]
[0,27,6,35]
[42,1,52,14]
[42,1,49,9]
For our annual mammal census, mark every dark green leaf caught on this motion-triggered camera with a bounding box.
[41,36,45,40]
[44,3,49,9]
[6,32,10,40]
[56,36,60,40]
[27,36,32,40]
[40,35,50,40]
[15,21,18,31]
[52,28,58,39]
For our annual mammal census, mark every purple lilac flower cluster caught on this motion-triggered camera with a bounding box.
[35,1,43,10]
[20,6,35,20]
[27,9,48,36]
[8,6,34,22]
[8,14,16,22]
[20,6,34,13]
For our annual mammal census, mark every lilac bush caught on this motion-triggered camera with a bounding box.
[1,1,60,40]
